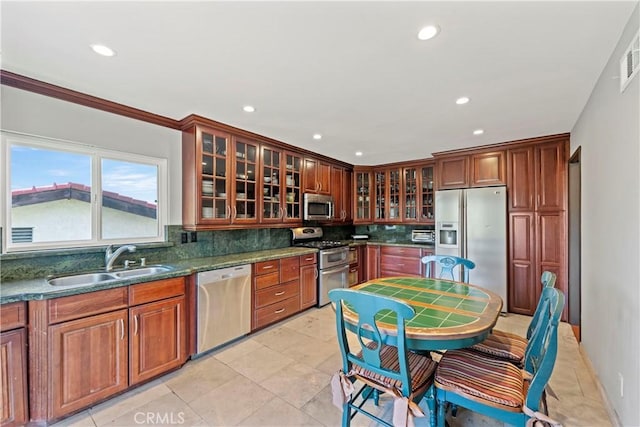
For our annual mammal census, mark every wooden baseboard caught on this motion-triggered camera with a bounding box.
[571,324,581,342]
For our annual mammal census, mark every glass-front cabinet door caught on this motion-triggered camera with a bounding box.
[403,167,419,222]
[283,152,302,222]
[374,168,401,222]
[261,146,283,223]
[199,127,230,224]
[388,168,401,221]
[354,170,372,223]
[420,163,435,223]
[232,137,258,223]
[374,171,386,221]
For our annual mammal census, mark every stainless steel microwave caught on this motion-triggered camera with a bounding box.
[303,193,334,221]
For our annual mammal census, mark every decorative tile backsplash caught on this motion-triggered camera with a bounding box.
[0,224,355,282]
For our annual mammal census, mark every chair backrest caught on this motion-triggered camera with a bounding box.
[421,255,476,283]
[526,271,558,340]
[523,287,565,412]
[329,288,415,397]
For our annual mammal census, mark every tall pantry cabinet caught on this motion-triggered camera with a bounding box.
[507,135,568,319]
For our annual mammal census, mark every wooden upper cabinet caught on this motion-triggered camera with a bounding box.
[436,155,469,189]
[507,146,536,211]
[507,138,567,212]
[353,169,373,224]
[303,157,331,195]
[470,151,505,187]
[536,141,566,211]
[182,124,232,228]
[331,165,352,222]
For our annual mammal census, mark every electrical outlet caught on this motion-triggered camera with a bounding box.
[619,372,624,397]
[181,232,188,244]
[190,231,198,243]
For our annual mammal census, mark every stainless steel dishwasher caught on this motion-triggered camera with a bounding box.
[196,264,251,356]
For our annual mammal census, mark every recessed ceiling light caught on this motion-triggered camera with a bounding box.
[313,134,322,140]
[473,129,484,135]
[456,97,470,105]
[90,44,115,57]
[417,25,440,41]
[243,105,255,113]
[355,151,363,156]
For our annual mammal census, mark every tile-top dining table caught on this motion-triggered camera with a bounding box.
[344,276,504,351]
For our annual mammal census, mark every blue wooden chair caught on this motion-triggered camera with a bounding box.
[328,288,438,427]
[421,255,476,283]
[469,271,557,366]
[433,287,565,427]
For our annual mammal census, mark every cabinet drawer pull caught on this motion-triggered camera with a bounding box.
[305,256,314,261]
[262,265,274,270]
[275,308,286,314]
[275,291,285,296]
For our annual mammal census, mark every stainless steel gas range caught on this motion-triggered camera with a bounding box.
[291,227,349,306]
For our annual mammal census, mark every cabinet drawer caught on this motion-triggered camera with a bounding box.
[380,255,423,276]
[129,277,185,306]
[380,246,422,257]
[254,296,300,329]
[255,271,280,290]
[300,253,317,266]
[255,281,300,309]
[0,301,26,331]
[254,260,279,275]
[280,257,300,283]
[48,287,128,324]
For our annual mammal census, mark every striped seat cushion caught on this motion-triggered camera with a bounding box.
[435,349,524,409]
[470,329,527,365]
[353,343,437,393]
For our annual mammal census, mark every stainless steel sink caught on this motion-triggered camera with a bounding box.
[48,265,173,287]
[48,272,118,287]
[113,265,174,278]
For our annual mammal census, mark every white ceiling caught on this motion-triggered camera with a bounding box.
[1,1,636,165]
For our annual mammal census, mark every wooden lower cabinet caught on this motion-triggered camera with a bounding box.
[1,328,28,427]
[365,245,380,281]
[129,296,187,386]
[49,310,128,419]
[380,246,423,278]
[28,278,188,424]
[300,254,318,309]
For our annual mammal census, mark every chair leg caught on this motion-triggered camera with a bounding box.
[450,403,458,417]
[425,385,436,427]
[436,398,447,427]
[342,402,351,427]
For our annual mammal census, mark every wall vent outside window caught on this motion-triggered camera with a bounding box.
[620,30,639,93]
[12,227,34,243]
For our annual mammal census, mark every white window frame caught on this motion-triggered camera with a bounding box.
[1,131,168,252]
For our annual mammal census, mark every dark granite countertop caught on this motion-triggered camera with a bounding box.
[346,239,435,249]
[0,247,317,304]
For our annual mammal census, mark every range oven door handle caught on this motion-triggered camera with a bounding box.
[320,264,349,276]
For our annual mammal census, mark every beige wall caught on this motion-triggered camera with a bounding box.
[0,86,183,224]
[570,3,639,425]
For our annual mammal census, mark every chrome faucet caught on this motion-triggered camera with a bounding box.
[105,244,136,271]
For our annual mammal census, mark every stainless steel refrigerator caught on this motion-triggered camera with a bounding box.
[435,186,507,311]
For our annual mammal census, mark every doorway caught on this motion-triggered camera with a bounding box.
[568,147,581,341]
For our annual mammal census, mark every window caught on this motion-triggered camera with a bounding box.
[2,132,167,252]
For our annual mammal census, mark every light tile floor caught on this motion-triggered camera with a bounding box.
[55,306,611,427]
